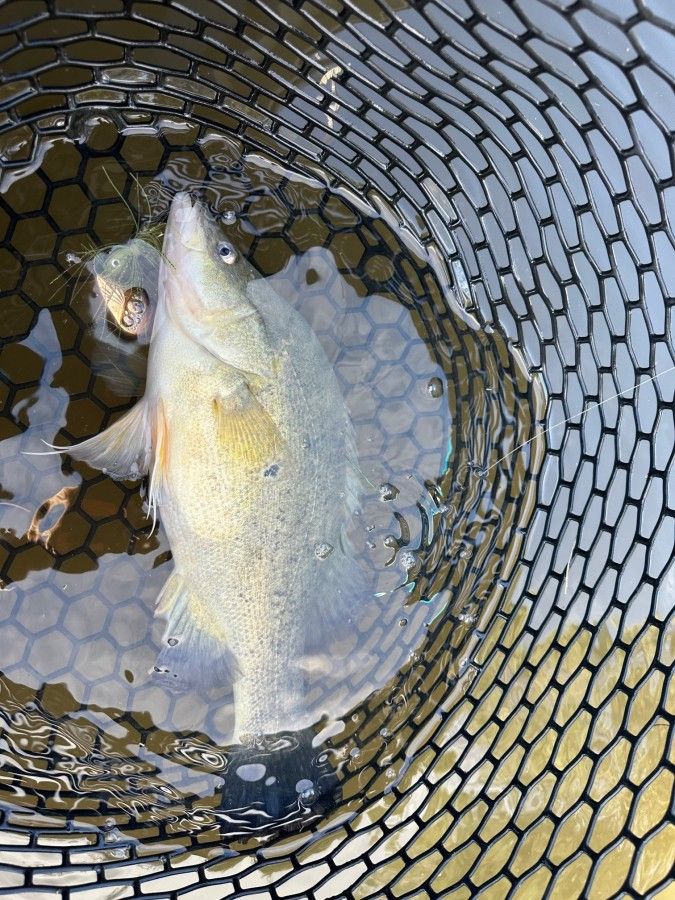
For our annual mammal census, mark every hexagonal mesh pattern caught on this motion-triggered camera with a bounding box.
[0,0,674,898]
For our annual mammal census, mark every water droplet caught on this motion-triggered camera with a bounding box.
[314,541,334,560]
[458,609,477,625]
[366,524,375,533]
[427,377,443,398]
[379,483,400,502]
[399,617,408,628]
[167,637,179,646]
[349,747,361,759]
[104,818,115,830]
[299,787,317,805]
[221,209,237,225]
[400,551,416,569]
[65,252,81,265]
[386,767,396,780]
[379,728,390,739]
[366,540,376,550]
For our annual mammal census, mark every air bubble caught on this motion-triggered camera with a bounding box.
[399,617,408,627]
[301,787,317,804]
[400,551,416,569]
[379,483,400,502]
[314,541,334,559]
[427,377,443,398]
[221,209,237,225]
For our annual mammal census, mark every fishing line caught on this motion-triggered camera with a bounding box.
[486,363,675,474]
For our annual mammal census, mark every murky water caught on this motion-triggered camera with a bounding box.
[0,116,545,843]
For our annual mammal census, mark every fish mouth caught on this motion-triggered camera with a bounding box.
[167,191,218,254]
[167,191,200,239]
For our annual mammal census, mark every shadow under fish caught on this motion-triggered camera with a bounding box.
[214,725,344,835]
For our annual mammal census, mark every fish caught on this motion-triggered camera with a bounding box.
[55,192,362,741]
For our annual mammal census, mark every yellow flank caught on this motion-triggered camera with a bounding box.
[214,383,282,470]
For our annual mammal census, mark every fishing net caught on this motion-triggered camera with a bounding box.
[0,0,673,897]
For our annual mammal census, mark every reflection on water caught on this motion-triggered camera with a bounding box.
[0,119,544,841]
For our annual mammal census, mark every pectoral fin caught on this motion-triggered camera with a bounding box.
[215,382,282,470]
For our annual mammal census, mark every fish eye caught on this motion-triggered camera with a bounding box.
[218,242,237,265]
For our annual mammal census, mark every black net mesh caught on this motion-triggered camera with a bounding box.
[0,0,674,897]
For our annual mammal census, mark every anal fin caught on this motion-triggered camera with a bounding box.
[153,571,237,691]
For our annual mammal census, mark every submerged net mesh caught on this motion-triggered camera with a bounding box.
[0,0,674,897]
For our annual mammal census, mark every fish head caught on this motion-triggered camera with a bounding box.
[162,192,250,313]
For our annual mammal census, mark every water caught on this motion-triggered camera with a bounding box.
[0,116,545,845]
